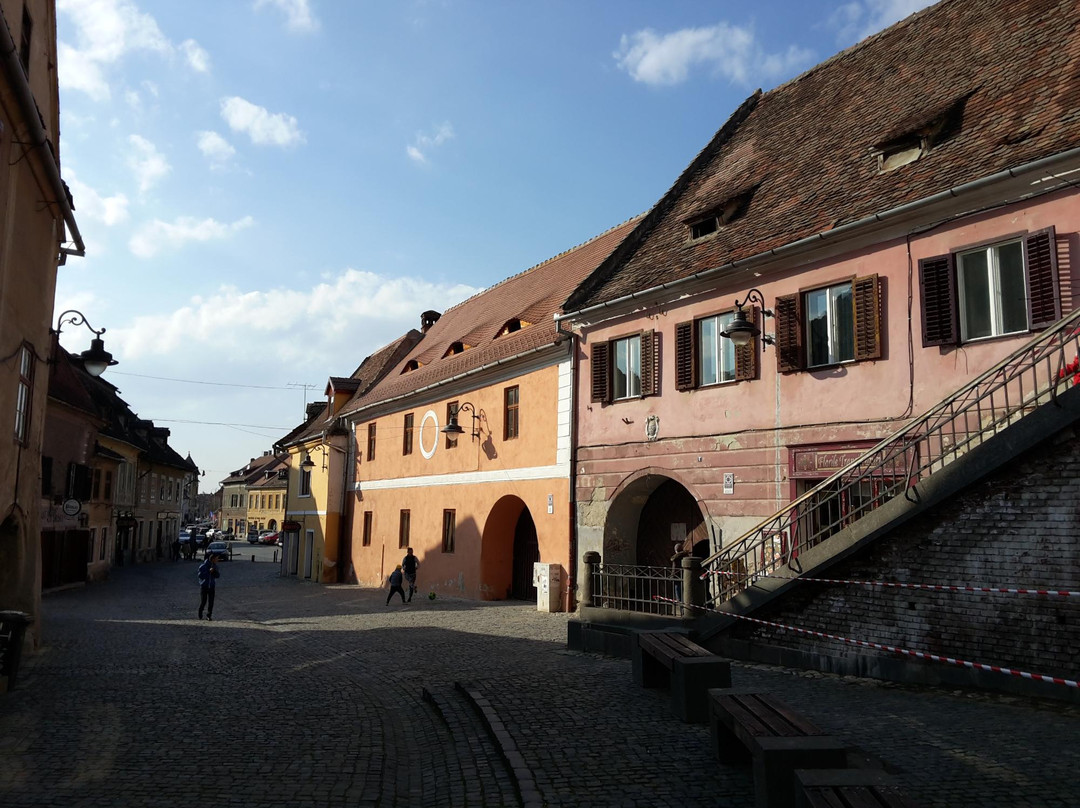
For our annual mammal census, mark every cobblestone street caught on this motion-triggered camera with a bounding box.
[1,561,1077,807]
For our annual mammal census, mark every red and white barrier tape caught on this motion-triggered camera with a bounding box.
[701,569,1079,598]
[651,596,1079,689]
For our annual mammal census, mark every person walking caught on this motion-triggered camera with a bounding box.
[197,553,220,620]
[386,565,407,605]
[401,547,419,602]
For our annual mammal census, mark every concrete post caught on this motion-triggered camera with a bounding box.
[581,551,600,607]
[682,556,703,617]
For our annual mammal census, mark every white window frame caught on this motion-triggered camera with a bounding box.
[612,335,641,400]
[14,345,33,444]
[299,468,312,497]
[805,282,855,368]
[957,239,1028,342]
[698,313,736,387]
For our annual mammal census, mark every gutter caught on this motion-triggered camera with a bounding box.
[557,146,1080,324]
[0,7,84,260]
[555,320,580,612]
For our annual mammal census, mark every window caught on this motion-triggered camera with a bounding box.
[685,187,756,241]
[774,276,881,372]
[403,413,414,456]
[675,312,757,390]
[274,494,280,510]
[19,6,32,76]
[367,423,377,462]
[442,509,456,553]
[504,386,519,440]
[299,468,312,497]
[104,471,113,501]
[100,528,107,561]
[14,344,33,444]
[590,330,658,404]
[41,455,52,496]
[446,401,458,449]
[362,511,373,546]
[92,469,102,500]
[919,229,1059,346]
[806,282,855,367]
[88,529,96,563]
[399,509,410,549]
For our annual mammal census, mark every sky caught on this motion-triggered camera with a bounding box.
[52,0,935,485]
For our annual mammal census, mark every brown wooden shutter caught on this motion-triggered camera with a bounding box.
[735,305,758,381]
[1025,227,1060,329]
[640,330,658,396]
[775,294,803,373]
[852,274,882,360]
[674,321,696,390]
[590,340,610,403]
[918,254,958,346]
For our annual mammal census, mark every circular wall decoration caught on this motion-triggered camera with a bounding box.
[62,498,81,517]
[419,409,439,459]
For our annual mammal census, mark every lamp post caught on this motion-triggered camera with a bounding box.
[720,288,774,349]
[440,402,480,440]
[53,309,117,376]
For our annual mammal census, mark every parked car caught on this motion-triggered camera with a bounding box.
[258,531,279,546]
[204,541,232,561]
[178,531,191,547]
[247,532,260,544]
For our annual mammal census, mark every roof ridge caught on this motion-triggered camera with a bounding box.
[438,212,646,317]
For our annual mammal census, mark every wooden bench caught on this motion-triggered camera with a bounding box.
[794,769,920,808]
[631,630,731,723]
[709,688,848,808]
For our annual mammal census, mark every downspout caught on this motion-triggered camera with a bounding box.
[554,319,580,612]
[0,8,84,260]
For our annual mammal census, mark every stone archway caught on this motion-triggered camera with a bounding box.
[480,495,539,601]
[603,472,709,568]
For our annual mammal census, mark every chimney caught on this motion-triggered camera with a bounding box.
[421,310,441,332]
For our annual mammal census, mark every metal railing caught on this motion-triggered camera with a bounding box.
[587,563,682,615]
[703,307,1080,607]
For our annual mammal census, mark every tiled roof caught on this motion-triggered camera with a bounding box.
[342,216,642,415]
[565,0,1080,311]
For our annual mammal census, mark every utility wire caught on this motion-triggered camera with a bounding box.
[153,419,293,429]
[110,371,308,391]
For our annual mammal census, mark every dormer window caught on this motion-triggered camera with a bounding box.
[401,359,422,374]
[872,92,973,174]
[496,318,531,337]
[442,341,470,358]
[874,135,926,172]
[686,187,756,242]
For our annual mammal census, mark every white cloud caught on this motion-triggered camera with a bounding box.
[129,215,255,258]
[112,270,479,363]
[253,0,319,33]
[180,39,211,72]
[406,122,455,165]
[196,131,236,166]
[614,23,812,87]
[127,134,170,193]
[827,1,937,43]
[220,97,305,147]
[68,176,129,226]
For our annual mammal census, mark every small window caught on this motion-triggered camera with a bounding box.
[403,413,414,456]
[399,509,411,549]
[504,386,519,440]
[92,469,102,501]
[442,509,456,553]
[496,318,531,337]
[104,471,112,501]
[41,455,52,496]
[958,241,1028,341]
[362,511,373,546]
[299,468,312,497]
[442,341,469,357]
[775,276,881,372]
[14,344,34,445]
[446,401,459,449]
[88,528,96,563]
[591,331,658,404]
[689,216,719,240]
[401,359,421,374]
[805,282,855,368]
[686,188,756,241]
[697,313,737,386]
[367,423,377,462]
[100,527,108,561]
[613,335,641,399]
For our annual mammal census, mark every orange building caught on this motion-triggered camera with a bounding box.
[338,219,639,607]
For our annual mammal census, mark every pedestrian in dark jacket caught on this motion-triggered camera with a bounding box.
[197,554,220,620]
[386,565,406,605]
[401,547,419,602]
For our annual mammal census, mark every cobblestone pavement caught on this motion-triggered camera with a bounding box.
[1,561,1078,807]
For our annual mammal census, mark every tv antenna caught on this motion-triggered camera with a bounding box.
[287,382,318,411]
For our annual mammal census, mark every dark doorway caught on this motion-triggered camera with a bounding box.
[510,508,539,601]
[636,479,706,568]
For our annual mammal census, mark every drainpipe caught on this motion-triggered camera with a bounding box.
[555,319,580,612]
[0,9,84,260]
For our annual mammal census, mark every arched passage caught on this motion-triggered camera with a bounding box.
[480,495,539,601]
[603,473,710,567]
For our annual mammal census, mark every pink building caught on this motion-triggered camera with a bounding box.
[559,0,1080,585]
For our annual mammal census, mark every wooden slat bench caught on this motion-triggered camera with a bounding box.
[709,688,848,808]
[631,630,731,723]
[794,769,920,808]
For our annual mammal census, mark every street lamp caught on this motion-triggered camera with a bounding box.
[440,401,480,440]
[54,309,117,376]
[301,444,327,471]
[720,289,774,349]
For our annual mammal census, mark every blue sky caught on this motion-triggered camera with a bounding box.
[53,0,934,484]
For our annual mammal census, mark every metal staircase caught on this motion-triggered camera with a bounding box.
[701,307,1080,612]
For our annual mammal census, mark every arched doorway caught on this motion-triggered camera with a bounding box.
[268,519,277,531]
[604,473,710,567]
[480,495,540,601]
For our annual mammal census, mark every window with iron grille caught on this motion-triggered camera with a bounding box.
[442,509,456,553]
[504,386,519,440]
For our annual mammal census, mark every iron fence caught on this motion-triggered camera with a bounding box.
[587,562,682,615]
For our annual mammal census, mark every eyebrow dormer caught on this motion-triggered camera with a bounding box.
[442,341,471,358]
[686,186,756,242]
[496,318,531,337]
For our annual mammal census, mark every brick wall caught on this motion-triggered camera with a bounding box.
[735,427,1080,682]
